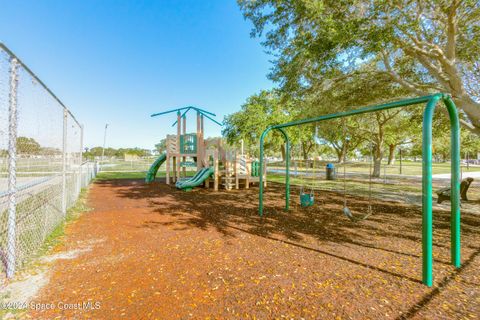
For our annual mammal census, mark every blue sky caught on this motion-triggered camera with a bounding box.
[0,0,273,149]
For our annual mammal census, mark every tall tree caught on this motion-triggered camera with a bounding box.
[301,67,420,176]
[315,118,365,163]
[238,0,480,134]
[155,139,167,154]
[16,137,41,155]
[223,90,298,159]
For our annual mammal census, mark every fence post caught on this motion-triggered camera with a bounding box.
[6,57,19,278]
[61,108,67,216]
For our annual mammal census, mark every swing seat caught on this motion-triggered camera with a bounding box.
[342,207,354,221]
[342,206,373,222]
[300,192,314,207]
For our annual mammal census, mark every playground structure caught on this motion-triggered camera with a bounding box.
[146,106,263,191]
[257,93,461,287]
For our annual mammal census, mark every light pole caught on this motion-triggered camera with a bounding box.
[102,123,109,162]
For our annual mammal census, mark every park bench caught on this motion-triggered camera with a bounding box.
[436,177,474,204]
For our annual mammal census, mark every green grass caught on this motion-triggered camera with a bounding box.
[96,171,151,180]
[99,160,152,172]
[95,170,196,180]
[0,184,90,268]
[38,188,91,254]
[268,173,423,195]
[0,188,91,319]
[267,171,480,207]
[269,160,479,176]
[1,184,61,268]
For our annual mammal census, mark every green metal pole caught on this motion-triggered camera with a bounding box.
[443,96,461,268]
[259,128,271,217]
[421,94,442,287]
[259,127,290,216]
[271,95,436,130]
[285,141,290,211]
[278,128,290,211]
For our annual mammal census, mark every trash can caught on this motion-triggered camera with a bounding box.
[326,163,336,180]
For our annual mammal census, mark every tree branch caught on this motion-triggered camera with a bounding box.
[446,0,460,61]
[381,51,426,96]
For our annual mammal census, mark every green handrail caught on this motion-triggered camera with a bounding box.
[258,93,461,287]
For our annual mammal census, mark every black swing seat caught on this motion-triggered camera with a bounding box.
[436,177,474,204]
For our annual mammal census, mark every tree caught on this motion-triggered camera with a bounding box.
[83,146,151,159]
[315,118,365,163]
[223,89,325,160]
[297,125,316,160]
[121,148,151,157]
[223,90,293,159]
[238,0,480,134]
[16,137,41,155]
[155,139,167,154]
[384,110,421,165]
[300,67,421,176]
[462,131,480,158]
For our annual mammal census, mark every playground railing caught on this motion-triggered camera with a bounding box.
[0,43,95,282]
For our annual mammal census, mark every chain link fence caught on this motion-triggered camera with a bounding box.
[0,43,97,282]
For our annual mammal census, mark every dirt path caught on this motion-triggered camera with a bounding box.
[28,179,480,319]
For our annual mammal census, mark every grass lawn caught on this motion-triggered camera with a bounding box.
[95,170,195,180]
[269,160,479,176]
[266,171,480,212]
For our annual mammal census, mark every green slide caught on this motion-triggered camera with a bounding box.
[176,167,214,191]
[145,153,167,183]
[175,167,205,186]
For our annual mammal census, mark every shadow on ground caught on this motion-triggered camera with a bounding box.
[95,178,480,319]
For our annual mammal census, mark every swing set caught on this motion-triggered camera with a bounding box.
[341,123,375,222]
[341,155,375,222]
[299,159,315,208]
[257,94,461,287]
[297,123,379,221]
[292,147,316,208]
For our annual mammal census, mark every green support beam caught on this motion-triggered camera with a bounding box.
[442,96,462,268]
[258,93,461,287]
[421,95,442,286]
[259,127,290,214]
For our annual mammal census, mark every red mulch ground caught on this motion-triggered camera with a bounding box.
[28,179,480,319]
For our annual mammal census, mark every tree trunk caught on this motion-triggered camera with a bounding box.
[335,149,343,163]
[335,145,347,164]
[280,144,286,162]
[387,144,396,165]
[442,152,448,162]
[453,95,480,135]
[372,143,383,178]
[302,142,309,161]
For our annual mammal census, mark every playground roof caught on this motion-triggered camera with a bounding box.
[150,106,222,127]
